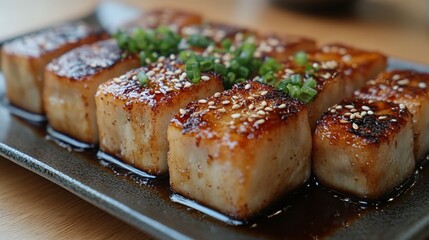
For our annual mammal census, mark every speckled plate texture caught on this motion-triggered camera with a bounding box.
[1,3,429,240]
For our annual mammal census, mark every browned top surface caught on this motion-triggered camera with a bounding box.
[355,70,429,102]
[46,39,131,80]
[309,43,387,78]
[2,21,97,57]
[315,98,411,145]
[97,55,222,108]
[171,81,306,141]
[121,9,202,32]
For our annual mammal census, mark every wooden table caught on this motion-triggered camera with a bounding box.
[0,0,428,239]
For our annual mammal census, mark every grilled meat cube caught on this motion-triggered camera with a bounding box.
[44,39,140,144]
[95,57,223,175]
[309,43,387,96]
[313,98,415,199]
[355,70,429,161]
[1,22,100,114]
[168,81,311,220]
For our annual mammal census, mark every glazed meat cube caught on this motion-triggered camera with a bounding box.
[309,43,387,96]
[355,70,429,161]
[95,57,223,175]
[44,39,140,145]
[168,81,311,220]
[313,98,415,199]
[1,22,100,114]
[121,9,202,33]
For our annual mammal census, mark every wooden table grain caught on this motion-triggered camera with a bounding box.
[0,0,428,239]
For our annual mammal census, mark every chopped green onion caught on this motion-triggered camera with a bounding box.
[290,74,302,85]
[303,77,317,89]
[294,51,308,66]
[287,84,301,99]
[200,60,214,72]
[137,71,149,86]
[221,39,232,50]
[299,85,318,103]
[187,34,215,48]
[186,62,201,83]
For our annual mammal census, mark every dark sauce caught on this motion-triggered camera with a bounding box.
[11,105,429,239]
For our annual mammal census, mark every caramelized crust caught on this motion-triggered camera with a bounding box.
[171,81,306,140]
[356,70,429,101]
[254,33,316,61]
[97,57,223,108]
[316,99,411,145]
[46,39,132,80]
[181,22,255,43]
[121,9,202,32]
[308,43,387,95]
[2,22,99,58]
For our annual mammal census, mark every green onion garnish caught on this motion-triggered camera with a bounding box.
[137,71,149,86]
[294,51,308,66]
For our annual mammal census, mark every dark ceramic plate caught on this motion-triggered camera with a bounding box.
[2,2,429,239]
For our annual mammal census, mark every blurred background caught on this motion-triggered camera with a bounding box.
[0,0,428,64]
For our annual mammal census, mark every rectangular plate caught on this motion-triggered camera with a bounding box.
[2,3,429,239]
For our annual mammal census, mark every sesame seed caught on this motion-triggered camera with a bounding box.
[378,116,387,120]
[214,92,221,97]
[231,113,241,119]
[390,119,397,122]
[249,104,255,110]
[419,82,427,89]
[201,76,210,81]
[399,104,405,109]
[261,101,268,107]
[184,82,192,88]
[340,119,349,124]
[392,74,401,80]
[355,113,362,119]
[362,106,370,111]
[344,112,352,116]
[397,79,410,86]
[232,96,239,100]
[174,83,183,88]
[166,71,174,76]
[169,54,176,60]
[367,110,374,115]
[208,106,217,109]
[171,78,180,83]
[261,91,268,96]
[179,109,187,115]
[255,119,265,125]
[257,110,266,116]
[222,100,231,105]
[350,109,358,113]
[278,104,286,109]
[350,114,356,120]
[208,101,215,106]
[330,109,336,113]
[345,105,355,109]
[247,96,255,100]
[175,69,182,74]
[113,78,121,83]
[155,90,161,94]
[179,72,187,80]
[217,108,226,113]
[232,104,241,110]
[352,123,359,130]
[245,84,251,90]
[132,75,138,81]
[361,111,367,116]
[265,107,273,111]
[335,105,343,110]
[198,99,207,104]
[166,87,173,92]
[147,70,155,77]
